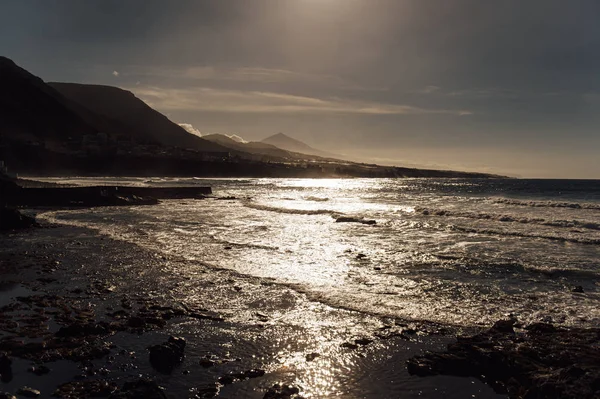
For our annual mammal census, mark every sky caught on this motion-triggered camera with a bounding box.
[1,0,599,178]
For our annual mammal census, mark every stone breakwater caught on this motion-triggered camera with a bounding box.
[3,185,212,207]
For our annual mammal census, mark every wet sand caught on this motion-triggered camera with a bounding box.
[0,221,504,398]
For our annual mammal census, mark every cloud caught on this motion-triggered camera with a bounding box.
[178,123,202,137]
[135,66,386,92]
[226,134,247,143]
[112,70,119,77]
[133,86,471,116]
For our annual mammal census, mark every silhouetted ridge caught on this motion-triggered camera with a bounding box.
[49,83,228,152]
[261,132,335,158]
[0,56,98,142]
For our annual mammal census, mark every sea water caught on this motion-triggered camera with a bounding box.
[38,177,600,329]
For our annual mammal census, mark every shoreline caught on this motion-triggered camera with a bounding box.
[0,220,504,399]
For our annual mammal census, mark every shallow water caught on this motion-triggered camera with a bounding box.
[37,177,600,329]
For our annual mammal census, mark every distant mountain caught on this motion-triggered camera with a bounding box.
[203,134,294,159]
[49,83,228,153]
[261,133,336,158]
[0,56,98,143]
[0,56,502,178]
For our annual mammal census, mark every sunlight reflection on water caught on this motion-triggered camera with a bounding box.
[38,177,600,329]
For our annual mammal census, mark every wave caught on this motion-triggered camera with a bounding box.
[304,196,330,202]
[415,207,600,231]
[447,224,600,245]
[243,201,342,217]
[210,237,279,251]
[491,198,600,210]
[434,254,600,280]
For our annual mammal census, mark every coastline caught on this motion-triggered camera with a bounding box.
[0,218,504,399]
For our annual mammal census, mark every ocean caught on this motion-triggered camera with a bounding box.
[37,177,600,329]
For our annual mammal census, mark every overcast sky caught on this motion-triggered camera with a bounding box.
[1,0,599,177]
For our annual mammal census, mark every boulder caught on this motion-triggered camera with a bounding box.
[0,208,37,231]
[148,336,186,374]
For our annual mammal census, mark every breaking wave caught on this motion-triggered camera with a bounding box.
[243,201,342,217]
[491,198,600,210]
[415,207,600,231]
[447,224,600,245]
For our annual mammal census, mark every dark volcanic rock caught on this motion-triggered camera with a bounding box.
[54,380,118,398]
[406,319,600,399]
[109,379,167,399]
[195,383,220,398]
[0,354,12,382]
[16,387,40,398]
[263,384,304,399]
[148,336,186,374]
[55,322,110,337]
[0,208,37,231]
[335,217,376,225]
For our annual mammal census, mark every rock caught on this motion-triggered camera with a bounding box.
[127,317,146,328]
[109,379,167,399]
[17,387,40,398]
[490,318,516,333]
[407,320,600,399]
[0,354,12,382]
[54,380,117,398]
[218,374,238,385]
[0,354,11,373]
[195,383,220,398]
[243,369,266,378]
[55,322,109,337]
[572,285,584,293]
[354,338,373,346]
[263,384,304,399]
[0,208,37,231]
[335,217,376,225]
[341,342,359,350]
[148,336,186,374]
[305,353,320,362]
[199,358,215,368]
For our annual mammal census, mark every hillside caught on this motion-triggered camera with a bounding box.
[49,83,228,153]
[0,56,502,179]
[202,134,295,159]
[0,56,98,143]
[261,133,336,158]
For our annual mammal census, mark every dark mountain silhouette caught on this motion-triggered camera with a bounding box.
[0,56,98,143]
[49,83,228,152]
[0,56,502,178]
[203,134,297,159]
[261,133,337,158]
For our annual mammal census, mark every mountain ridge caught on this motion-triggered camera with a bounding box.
[261,132,338,159]
[49,82,229,153]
